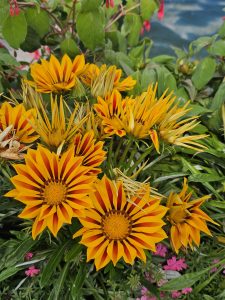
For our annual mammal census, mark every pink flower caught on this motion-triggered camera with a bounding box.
[106,0,114,8]
[182,287,192,294]
[157,0,164,21]
[171,291,182,298]
[140,21,151,35]
[210,259,220,273]
[32,50,41,61]
[154,243,168,257]
[25,265,40,277]
[25,252,33,261]
[163,256,187,271]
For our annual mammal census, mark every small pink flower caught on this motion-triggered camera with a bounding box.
[210,259,220,273]
[25,265,40,277]
[106,0,114,8]
[140,21,151,35]
[157,0,164,21]
[163,256,187,271]
[25,252,33,261]
[171,291,182,298]
[154,243,168,257]
[182,287,192,294]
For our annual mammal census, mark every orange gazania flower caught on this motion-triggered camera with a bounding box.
[5,145,96,239]
[73,130,106,175]
[27,54,85,93]
[73,176,167,270]
[167,178,218,253]
[81,64,136,98]
[0,101,38,144]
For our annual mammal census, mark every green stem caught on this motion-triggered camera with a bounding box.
[105,138,114,179]
[125,148,136,170]
[114,138,123,164]
[127,146,152,177]
[118,139,133,167]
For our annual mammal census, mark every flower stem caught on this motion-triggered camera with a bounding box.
[127,146,152,177]
[118,139,133,167]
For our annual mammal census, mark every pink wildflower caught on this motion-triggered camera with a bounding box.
[106,0,114,8]
[25,265,40,277]
[182,287,192,294]
[157,0,164,21]
[25,252,33,261]
[171,291,182,298]
[163,256,187,271]
[141,21,151,35]
[32,50,41,61]
[154,243,168,257]
[210,259,220,273]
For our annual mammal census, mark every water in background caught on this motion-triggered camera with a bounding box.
[148,0,225,56]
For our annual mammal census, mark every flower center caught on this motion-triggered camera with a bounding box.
[43,181,67,205]
[169,205,190,224]
[102,211,131,240]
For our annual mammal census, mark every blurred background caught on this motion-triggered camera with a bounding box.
[149,0,225,55]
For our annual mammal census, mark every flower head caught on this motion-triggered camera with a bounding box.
[171,291,181,299]
[81,64,136,98]
[33,95,84,150]
[0,102,38,144]
[5,145,96,238]
[73,176,167,270]
[153,243,168,257]
[73,130,106,175]
[25,252,33,260]
[25,265,40,277]
[163,256,187,271]
[27,54,85,93]
[182,287,192,294]
[167,178,219,253]
[157,0,164,20]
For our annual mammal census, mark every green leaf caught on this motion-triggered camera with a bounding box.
[0,53,20,66]
[0,267,22,283]
[80,0,102,12]
[0,0,9,32]
[2,12,27,49]
[152,55,175,64]
[160,269,209,291]
[208,40,225,56]
[185,104,211,117]
[189,174,225,183]
[52,262,70,299]
[25,7,50,38]
[189,36,214,54]
[60,38,80,57]
[40,241,70,288]
[153,173,188,183]
[20,26,41,52]
[140,0,158,21]
[209,201,225,208]
[65,244,82,262]
[126,14,142,47]
[210,82,225,111]
[71,262,87,299]
[191,57,216,90]
[219,22,225,38]
[77,9,105,50]
[203,295,215,300]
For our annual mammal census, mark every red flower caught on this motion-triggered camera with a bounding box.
[106,0,114,8]
[9,0,20,16]
[157,0,164,20]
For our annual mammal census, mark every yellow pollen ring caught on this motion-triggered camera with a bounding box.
[102,211,131,240]
[43,181,67,205]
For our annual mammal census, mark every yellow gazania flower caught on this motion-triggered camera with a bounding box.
[5,145,96,239]
[27,54,85,93]
[73,130,106,175]
[33,95,85,150]
[0,102,38,144]
[158,101,207,151]
[167,178,218,253]
[81,64,136,98]
[73,176,167,270]
[94,90,127,137]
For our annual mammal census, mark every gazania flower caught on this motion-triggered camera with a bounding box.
[33,95,85,150]
[158,101,207,151]
[81,64,136,98]
[5,145,96,238]
[73,176,167,270]
[73,130,106,175]
[0,102,38,144]
[167,178,218,253]
[94,90,127,137]
[27,54,85,93]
